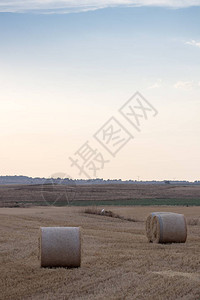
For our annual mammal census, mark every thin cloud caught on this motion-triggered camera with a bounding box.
[148,79,162,89]
[174,81,194,90]
[186,40,200,48]
[1,0,200,13]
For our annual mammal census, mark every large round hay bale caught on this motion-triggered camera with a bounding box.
[39,227,81,267]
[146,212,187,243]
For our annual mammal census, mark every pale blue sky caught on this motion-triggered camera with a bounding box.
[0,3,200,180]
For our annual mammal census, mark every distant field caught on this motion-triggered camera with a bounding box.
[0,184,200,207]
[9,198,199,207]
[0,206,199,300]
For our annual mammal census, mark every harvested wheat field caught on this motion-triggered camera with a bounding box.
[0,206,199,300]
[1,184,200,207]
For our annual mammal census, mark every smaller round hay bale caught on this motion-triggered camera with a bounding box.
[146,212,187,243]
[39,227,81,268]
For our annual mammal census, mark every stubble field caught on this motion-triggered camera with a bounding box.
[0,183,200,207]
[0,205,199,300]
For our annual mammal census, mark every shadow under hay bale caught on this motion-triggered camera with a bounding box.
[39,227,81,268]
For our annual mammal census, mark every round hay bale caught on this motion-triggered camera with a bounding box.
[146,212,187,243]
[39,227,81,268]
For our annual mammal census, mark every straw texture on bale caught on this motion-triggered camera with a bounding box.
[146,212,187,243]
[39,227,81,268]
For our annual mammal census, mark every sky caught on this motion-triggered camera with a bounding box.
[0,1,200,181]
